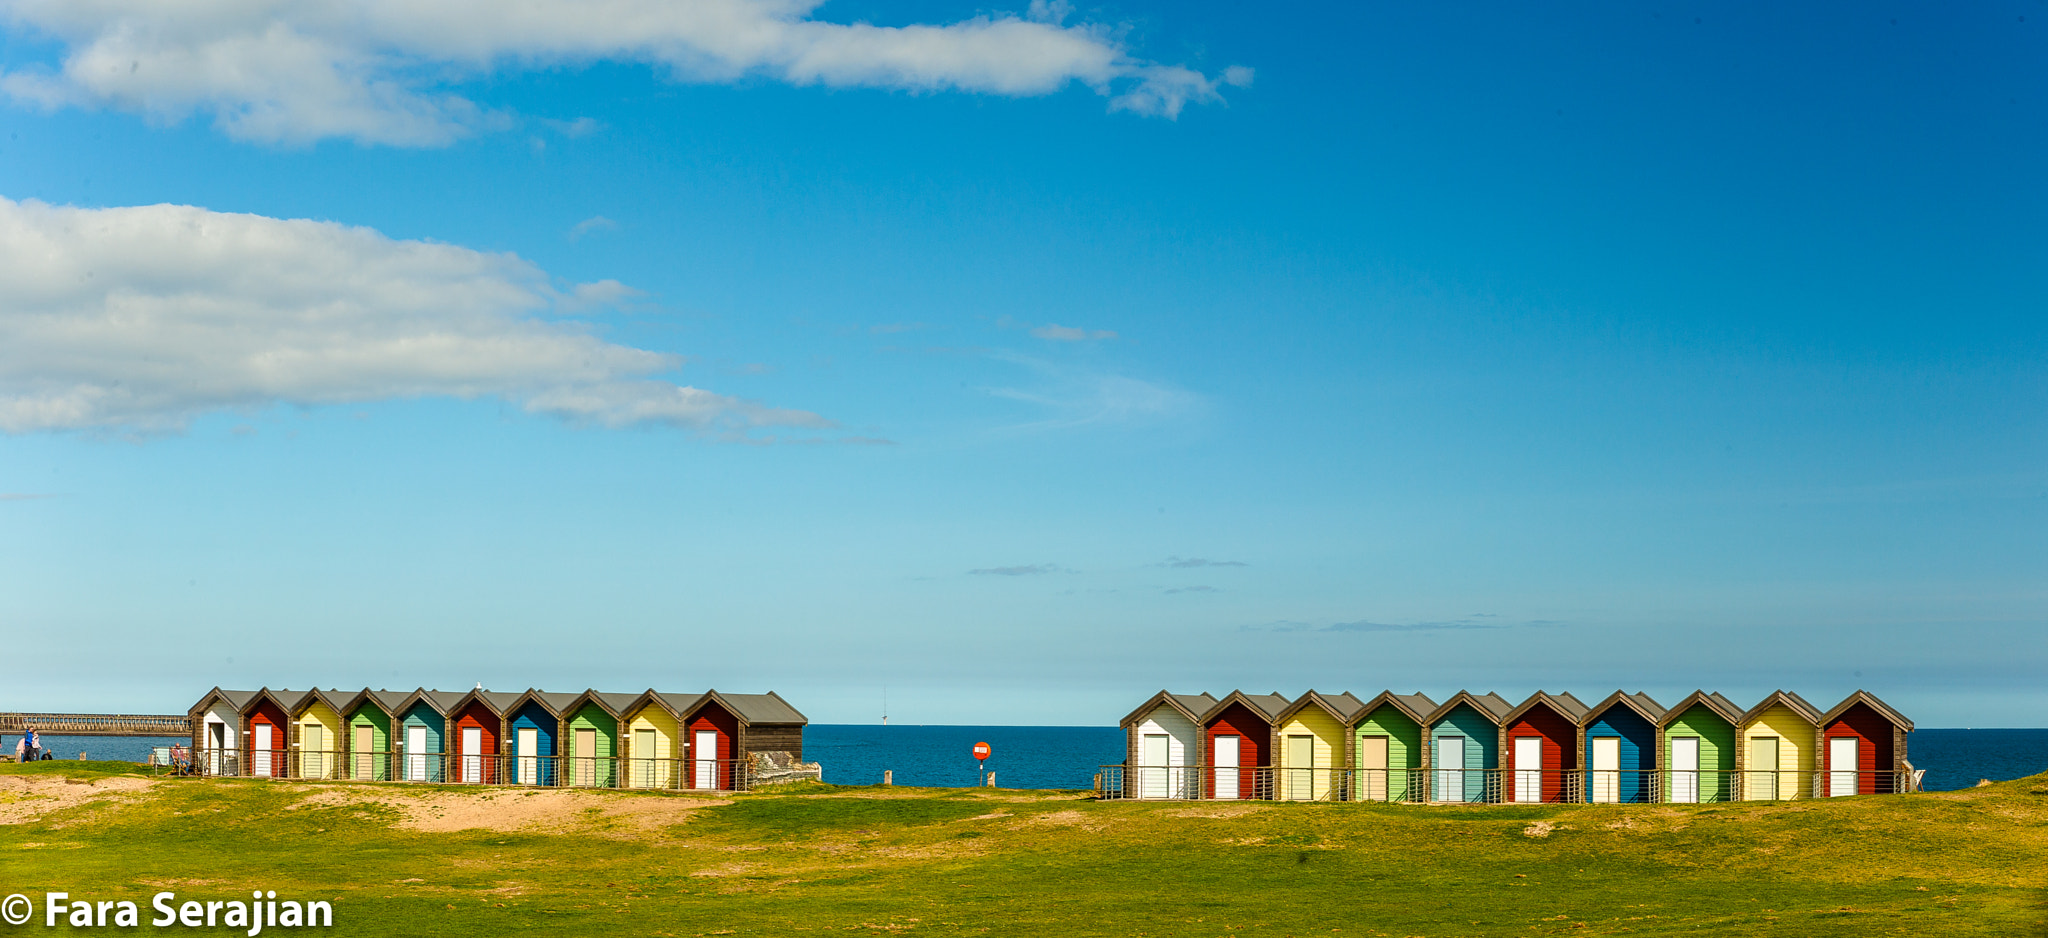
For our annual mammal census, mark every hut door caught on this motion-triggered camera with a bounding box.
[1829,737,1858,797]
[1590,737,1620,803]
[1358,736,1389,802]
[1669,737,1699,803]
[406,726,428,782]
[1140,734,1170,799]
[1434,736,1465,802]
[462,727,483,784]
[634,729,658,788]
[253,723,273,777]
[1747,737,1780,800]
[303,725,324,779]
[517,728,538,785]
[208,721,228,775]
[574,728,597,786]
[695,730,722,789]
[1285,735,1314,801]
[1514,737,1543,803]
[354,725,375,780]
[1212,735,1240,800]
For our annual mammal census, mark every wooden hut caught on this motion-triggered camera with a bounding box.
[1818,690,1913,796]
[241,688,293,779]
[621,691,687,789]
[1425,692,1513,803]
[1579,691,1664,804]
[1272,691,1365,802]
[1658,691,1741,803]
[562,691,626,788]
[1200,692,1289,800]
[446,689,508,785]
[338,689,401,782]
[1350,691,1435,802]
[1500,691,1588,804]
[677,691,811,790]
[1118,691,1217,800]
[188,688,255,776]
[503,690,571,786]
[394,689,454,783]
[1739,690,1823,800]
[288,689,348,780]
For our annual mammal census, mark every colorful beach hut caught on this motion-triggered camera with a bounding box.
[1272,691,1364,802]
[446,689,509,784]
[621,691,688,790]
[1119,691,1217,800]
[1501,691,1588,804]
[339,689,400,782]
[289,689,348,780]
[1579,691,1664,803]
[562,691,625,788]
[677,691,810,790]
[1819,690,1913,796]
[188,688,255,776]
[1201,692,1289,800]
[1658,691,1740,803]
[394,689,454,783]
[1425,692,1513,803]
[504,690,570,786]
[240,688,293,779]
[1350,691,1434,802]
[1739,690,1822,800]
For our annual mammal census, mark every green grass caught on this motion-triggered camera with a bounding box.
[4,763,2045,937]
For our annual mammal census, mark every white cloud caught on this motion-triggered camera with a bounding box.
[0,196,830,437]
[1030,322,1116,341]
[0,0,1249,146]
[567,215,618,242]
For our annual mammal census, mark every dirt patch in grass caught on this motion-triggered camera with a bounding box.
[1165,804,1268,819]
[288,786,731,835]
[0,774,157,824]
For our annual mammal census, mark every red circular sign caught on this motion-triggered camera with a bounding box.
[972,741,991,760]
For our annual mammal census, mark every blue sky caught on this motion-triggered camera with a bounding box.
[0,1,2043,726]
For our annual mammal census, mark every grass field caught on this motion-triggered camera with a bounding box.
[3,760,2045,937]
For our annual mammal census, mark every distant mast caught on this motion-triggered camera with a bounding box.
[882,686,888,726]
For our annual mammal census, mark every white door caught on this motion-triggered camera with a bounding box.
[1748,737,1780,800]
[462,726,483,783]
[1669,736,1700,803]
[1285,735,1315,801]
[634,729,658,788]
[1514,737,1543,803]
[1358,736,1389,801]
[253,723,273,777]
[694,730,720,789]
[574,728,597,786]
[1435,736,1465,802]
[302,725,324,779]
[208,722,228,775]
[1140,734,1170,798]
[517,728,538,785]
[1212,735,1240,800]
[406,725,428,781]
[1830,736,1859,797]
[1590,737,1620,803]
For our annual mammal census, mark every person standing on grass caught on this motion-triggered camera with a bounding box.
[22,727,39,762]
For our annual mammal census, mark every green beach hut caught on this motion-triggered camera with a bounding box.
[562,691,629,788]
[1350,691,1435,802]
[1659,690,1742,803]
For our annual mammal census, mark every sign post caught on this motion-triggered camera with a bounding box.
[972,741,992,787]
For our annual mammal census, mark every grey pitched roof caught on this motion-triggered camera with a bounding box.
[1582,690,1666,725]
[534,691,581,713]
[1506,690,1591,724]
[1743,689,1824,725]
[1427,691,1514,725]
[1355,691,1438,725]
[1120,691,1218,728]
[594,692,641,714]
[717,692,807,725]
[653,691,706,715]
[1819,690,1913,731]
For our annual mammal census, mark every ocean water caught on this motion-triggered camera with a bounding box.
[13,727,2046,793]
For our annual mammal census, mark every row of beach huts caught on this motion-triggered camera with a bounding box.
[1108,688,1915,803]
[186,686,809,790]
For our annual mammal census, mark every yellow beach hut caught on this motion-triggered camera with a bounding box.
[1271,691,1364,802]
[620,691,692,789]
[289,689,348,780]
[1739,690,1823,800]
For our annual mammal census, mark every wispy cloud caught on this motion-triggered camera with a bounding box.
[0,492,61,501]
[568,215,617,241]
[1164,556,1247,568]
[0,0,1250,147]
[1031,323,1118,342]
[984,353,1198,432]
[1166,585,1217,594]
[1243,616,1566,634]
[970,564,1063,576]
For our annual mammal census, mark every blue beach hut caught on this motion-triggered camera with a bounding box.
[1579,691,1665,803]
[1425,692,1513,803]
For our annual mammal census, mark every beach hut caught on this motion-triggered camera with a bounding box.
[1578,691,1664,804]
[1819,690,1913,797]
[677,691,811,790]
[1500,691,1588,804]
[1350,691,1435,802]
[339,690,401,782]
[240,689,293,779]
[1739,690,1823,800]
[188,688,255,776]
[1425,692,1513,803]
[1272,691,1364,802]
[394,690,454,783]
[1658,691,1741,803]
[446,689,508,785]
[1200,692,1289,800]
[504,690,571,786]
[562,691,625,788]
[289,689,348,780]
[1118,691,1217,800]
[621,691,687,789]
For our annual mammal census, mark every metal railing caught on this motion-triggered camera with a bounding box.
[1097,764,1920,804]
[1099,766,1422,802]
[184,749,751,790]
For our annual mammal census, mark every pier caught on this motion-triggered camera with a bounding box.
[0,712,191,737]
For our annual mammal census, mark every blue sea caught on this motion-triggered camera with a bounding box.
[13,727,2046,793]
